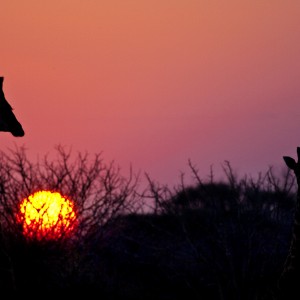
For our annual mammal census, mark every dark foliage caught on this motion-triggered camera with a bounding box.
[0,147,296,299]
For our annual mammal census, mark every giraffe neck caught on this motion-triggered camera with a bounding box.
[278,151,300,296]
[281,176,300,279]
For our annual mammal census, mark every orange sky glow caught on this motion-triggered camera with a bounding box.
[1,0,300,186]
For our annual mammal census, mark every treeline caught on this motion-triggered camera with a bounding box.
[0,146,295,299]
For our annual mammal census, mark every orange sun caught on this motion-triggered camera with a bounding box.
[17,190,77,241]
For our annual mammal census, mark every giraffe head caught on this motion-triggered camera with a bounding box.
[0,77,24,137]
[283,147,300,182]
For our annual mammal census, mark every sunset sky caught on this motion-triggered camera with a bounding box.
[1,0,300,187]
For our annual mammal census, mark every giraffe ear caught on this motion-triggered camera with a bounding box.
[283,156,296,170]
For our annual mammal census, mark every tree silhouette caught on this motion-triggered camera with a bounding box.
[0,145,139,294]
[0,146,296,299]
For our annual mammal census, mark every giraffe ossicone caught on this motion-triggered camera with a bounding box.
[0,77,24,137]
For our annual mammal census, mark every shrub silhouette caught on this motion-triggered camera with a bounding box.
[0,145,139,294]
[0,147,296,299]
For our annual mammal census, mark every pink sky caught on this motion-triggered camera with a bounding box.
[1,1,300,187]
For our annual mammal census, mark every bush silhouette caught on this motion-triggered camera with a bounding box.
[0,145,138,294]
[0,147,296,299]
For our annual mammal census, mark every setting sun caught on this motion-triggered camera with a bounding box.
[17,190,77,241]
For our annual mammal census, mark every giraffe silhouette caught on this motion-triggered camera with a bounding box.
[0,77,24,292]
[278,147,300,298]
[0,77,24,137]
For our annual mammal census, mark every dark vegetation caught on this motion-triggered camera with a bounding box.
[0,146,296,299]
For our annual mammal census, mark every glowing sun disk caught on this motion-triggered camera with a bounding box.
[18,190,77,240]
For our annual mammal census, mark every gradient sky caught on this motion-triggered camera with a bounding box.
[1,0,300,187]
